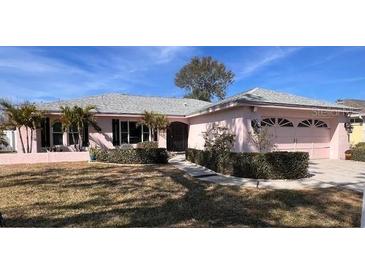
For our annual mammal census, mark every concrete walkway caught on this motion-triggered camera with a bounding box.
[169,154,365,192]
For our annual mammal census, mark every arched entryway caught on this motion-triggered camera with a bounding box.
[167,122,189,151]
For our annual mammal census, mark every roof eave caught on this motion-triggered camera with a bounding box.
[42,110,188,118]
[186,100,360,117]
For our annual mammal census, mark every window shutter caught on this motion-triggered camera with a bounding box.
[41,117,50,147]
[112,119,120,146]
[82,122,89,147]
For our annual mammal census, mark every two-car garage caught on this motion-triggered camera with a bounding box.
[259,117,331,159]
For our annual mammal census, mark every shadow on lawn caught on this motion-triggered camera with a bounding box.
[2,164,362,228]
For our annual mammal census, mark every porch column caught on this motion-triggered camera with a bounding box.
[158,129,167,148]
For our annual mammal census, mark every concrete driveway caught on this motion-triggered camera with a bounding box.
[306,159,365,192]
[170,155,365,192]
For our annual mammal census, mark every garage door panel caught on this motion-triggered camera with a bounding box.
[267,118,331,159]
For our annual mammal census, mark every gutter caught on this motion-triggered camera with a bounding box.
[186,100,360,118]
[43,111,188,119]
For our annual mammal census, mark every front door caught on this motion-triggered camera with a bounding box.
[167,122,188,151]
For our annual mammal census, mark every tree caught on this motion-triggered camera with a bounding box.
[175,56,235,102]
[203,124,235,172]
[248,121,276,152]
[0,99,43,153]
[60,105,101,151]
[203,124,235,152]
[140,111,169,142]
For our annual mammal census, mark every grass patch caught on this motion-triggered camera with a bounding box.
[0,162,361,227]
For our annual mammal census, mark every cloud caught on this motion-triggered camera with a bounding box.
[0,47,197,101]
[139,46,196,64]
[236,47,302,79]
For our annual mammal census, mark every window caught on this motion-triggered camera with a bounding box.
[128,122,142,144]
[259,117,294,128]
[118,121,153,145]
[277,118,294,127]
[121,121,128,143]
[261,118,275,127]
[40,117,50,147]
[314,120,328,128]
[298,119,328,128]
[142,125,150,142]
[298,119,313,127]
[52,122,63,146]
[350,117,363,124]
[68,124,79,145]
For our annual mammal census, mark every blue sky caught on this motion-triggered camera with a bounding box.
[0,46,364,103]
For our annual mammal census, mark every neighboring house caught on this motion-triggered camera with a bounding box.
[336,99,365,146]
[0,130,16,152]
[10,88,359,159]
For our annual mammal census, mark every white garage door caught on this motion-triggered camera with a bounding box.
[262,118,331,159]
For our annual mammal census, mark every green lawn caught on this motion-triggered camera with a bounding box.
[0,162,362,227]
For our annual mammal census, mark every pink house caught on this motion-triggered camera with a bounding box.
[11,87,358,160]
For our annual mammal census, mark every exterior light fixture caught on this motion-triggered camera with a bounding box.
[344,122,353,134]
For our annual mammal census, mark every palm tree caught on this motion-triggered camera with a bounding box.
[60,105,101,151]
[140,111,169,141]
[0,100,44,153]
[0,99,26,152]
[22,103,44,153]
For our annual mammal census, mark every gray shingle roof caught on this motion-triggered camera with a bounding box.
[190,87,358,115]
[38,88,358,117]
[336,99,365,113]
[38,93,211,116]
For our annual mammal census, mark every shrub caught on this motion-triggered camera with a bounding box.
[202,125,235,172]
[119,143,134,149]
[354,142,365,149]
[136,141,158,149]
[96,148,168,164]
[186,148,309,179]
[351,147,365,162]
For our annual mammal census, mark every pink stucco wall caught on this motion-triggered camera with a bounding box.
[12,108,350,160]
[188,106,259,152]
[187,106,350,159]
[14,115,189,153]
[0,152,89,165]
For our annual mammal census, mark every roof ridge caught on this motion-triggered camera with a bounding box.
[41,92,211,105]
[250,87,342,105]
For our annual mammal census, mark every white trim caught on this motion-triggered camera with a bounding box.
[187,102,356,118]
[45,112,186,119]
[361,191,365,228]
[127,121,130,144]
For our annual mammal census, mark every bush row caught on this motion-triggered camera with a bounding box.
[351,146,365,162]
[186,148,309,179]
[95,148,168,164]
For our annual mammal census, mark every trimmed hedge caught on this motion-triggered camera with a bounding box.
[351,147,365,162]
[96,148,168,164]
[186,148,309,179]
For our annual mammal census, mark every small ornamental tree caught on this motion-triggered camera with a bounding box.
[60,105,101,151]
[0,99,44,153]
[203,124,235,172]
[248,120,276,152]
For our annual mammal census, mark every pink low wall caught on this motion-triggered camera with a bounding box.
[0,152,89,165]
